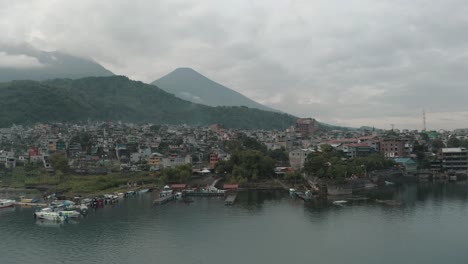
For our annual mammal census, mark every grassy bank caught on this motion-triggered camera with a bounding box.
[0,168,164,196]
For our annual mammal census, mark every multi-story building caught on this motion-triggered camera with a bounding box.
[295,118,318,138]
[440,148,468,172]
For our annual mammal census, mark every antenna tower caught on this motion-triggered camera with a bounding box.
[390,124,395,131]
[423,109,426,132]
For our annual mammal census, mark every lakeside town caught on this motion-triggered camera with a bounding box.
[1,117,468,199]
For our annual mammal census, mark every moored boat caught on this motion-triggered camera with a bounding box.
[34,211,67,222]
[0,199,15,208]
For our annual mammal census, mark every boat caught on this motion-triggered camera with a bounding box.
[289,188,296,196]
[34,211,67,222]
[138,188,150,194]
[384,181,395,186]
[333,200,348,205]
[0,199,15,208]
[175,192,183,200]
[58,210,81,218]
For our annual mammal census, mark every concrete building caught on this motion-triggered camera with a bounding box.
[440,148,468,172]
[289,148,314,170]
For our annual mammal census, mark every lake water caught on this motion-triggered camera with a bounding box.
[1,183,468,264]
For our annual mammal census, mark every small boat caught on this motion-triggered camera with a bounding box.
[384,181,394,185]
[175,192,183,200]
[0,199,15,208]
[289,188,296,196]
[34,211,67,222]
[138,188,150,194]
[58,210,81,218]
[333,200,348,205]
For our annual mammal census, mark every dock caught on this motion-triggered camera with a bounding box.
[224,194,237,205]
[153,194,174,205]
[185,192,225,197]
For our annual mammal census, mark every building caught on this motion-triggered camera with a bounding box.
[162,154,192,168]
[209,152,219,169]
[393,158,417,175]
[440,148,468,172]
[380,138,405,157]
[342,143,373,158]
[289,148,314,170]
[295,118,318,138]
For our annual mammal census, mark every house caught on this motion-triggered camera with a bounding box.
[393,158,417,175]
[162,154,192,168]
[342,143,373,158]
[289,148,314,170]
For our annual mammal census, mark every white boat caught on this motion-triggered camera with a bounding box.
[333,200,348,204]
[289,188,296,196]
[34,211,66,222]
[175,192,183,200]
[384,181,395,185]
[0,199,15,208]
[138,188,149,194]
[58,210,81,218]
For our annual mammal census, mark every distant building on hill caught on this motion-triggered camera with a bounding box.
[295,118,318,138]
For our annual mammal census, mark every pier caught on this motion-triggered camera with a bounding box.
[224,194,237,205]
[185,192,225,197]
[153,194,174,205]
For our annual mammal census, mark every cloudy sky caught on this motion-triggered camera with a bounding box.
[1,0,468,130]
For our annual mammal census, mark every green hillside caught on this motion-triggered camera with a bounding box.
[0,76,296,129]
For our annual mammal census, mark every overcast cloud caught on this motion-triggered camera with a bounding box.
[1,0,468,130]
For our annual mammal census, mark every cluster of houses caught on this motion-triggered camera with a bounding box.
[0,119,467,178]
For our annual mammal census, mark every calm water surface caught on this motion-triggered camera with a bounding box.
[1,183,468,264]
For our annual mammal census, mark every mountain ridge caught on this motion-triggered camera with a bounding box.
[0,76,296,129]
[0,44,114,82]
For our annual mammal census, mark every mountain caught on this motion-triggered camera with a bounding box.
[152,68,276,112]
[0,43,114,82]
[0,76,296,129]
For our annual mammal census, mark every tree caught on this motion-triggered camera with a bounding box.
[49,154,70,174]
[447,137,461,148]
[432,139,445,152]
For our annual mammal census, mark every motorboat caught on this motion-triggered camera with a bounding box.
[333,200,348,205]
[138,188,150,194]
[384,181,395,185]
[289,188,296,196]
[58,210,81,218]
[0,199,15,208]
[175,192,183,200]
[34,211,67,222]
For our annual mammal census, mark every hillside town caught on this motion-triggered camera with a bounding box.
[1,118,467,185]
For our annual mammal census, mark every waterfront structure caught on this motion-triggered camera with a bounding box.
[440,148,468,172]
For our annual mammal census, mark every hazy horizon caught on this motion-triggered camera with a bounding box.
[1,1,468,130]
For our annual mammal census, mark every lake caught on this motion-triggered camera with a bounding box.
[1,183,468,264]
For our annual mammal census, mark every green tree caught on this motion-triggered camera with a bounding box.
[432,139,445,152]
[447,137,461,148]
[49,154,70,174]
